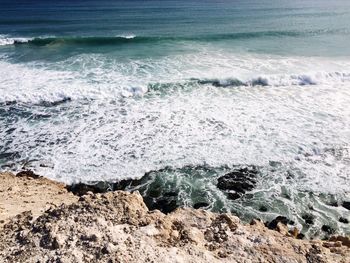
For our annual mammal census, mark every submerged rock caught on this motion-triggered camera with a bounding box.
[339,217,349,224]
[67,181,111,196]
[143,195,178,214]
[321,225,336,235]
[328,201,339,207]
[68,179,180,214]
[193,202,210,209]
[302,214,315,225]
[258,206,268,212]
[217,166,258,200]
[227,192,241,200]
[342,201,350,211]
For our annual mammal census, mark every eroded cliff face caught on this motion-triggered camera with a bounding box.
[0,172,349,263]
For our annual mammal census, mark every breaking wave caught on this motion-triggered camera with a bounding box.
[191,72,350,87]
[1,28,349,47]
[0,36,32,46]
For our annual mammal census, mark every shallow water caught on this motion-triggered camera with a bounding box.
[0,0,350,237]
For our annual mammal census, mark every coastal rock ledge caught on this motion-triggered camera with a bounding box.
[0,172,349,263]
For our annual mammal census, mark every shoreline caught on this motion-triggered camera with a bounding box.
[0,171,349,262]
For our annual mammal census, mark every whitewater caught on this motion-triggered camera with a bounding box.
[1,0,350,237]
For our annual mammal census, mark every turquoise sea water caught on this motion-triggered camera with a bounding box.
[1,0,350,237]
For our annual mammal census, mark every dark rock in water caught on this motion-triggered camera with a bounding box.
[0,151,19,159]
[342,201,350,210]
[66,170,182,214]
[259,206,268,212]
[227,192,241,200]
[302,214,315,225]
[339,217,349,224]
[286,171,295,180]
[113,178,143,191]
[164,192,178,197]
[297,233,305,240]
[321,225,336,235]
[266,216,294,230]
[245,193,254,199]
[67,183,106,196]
[282,193,292,200]
[143,196,178,214]
[328,201,339,207]
[148,188,162,198]
[269,161,282,168]
[40,97,71,107]
[217,167,258,199]
[193,202,209,209]
[141,188,180,214]
[251,77,269,86]
[16,170,41,179]
[217,167,258,192]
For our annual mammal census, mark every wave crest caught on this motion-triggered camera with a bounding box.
[1,28,348,47]
[149,71,350,92]
[0,35,32,46]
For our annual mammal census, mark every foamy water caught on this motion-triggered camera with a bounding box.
[1,0,350,237]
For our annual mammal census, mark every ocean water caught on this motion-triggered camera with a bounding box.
[1,0,350,236]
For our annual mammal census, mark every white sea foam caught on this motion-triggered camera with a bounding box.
[1,52,350,104]
[0,35,32,46]
[1,51,350,234]
[1,51,350,191]
[117,34,136,39]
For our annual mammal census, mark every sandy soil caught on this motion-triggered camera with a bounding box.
[0,171,78,227]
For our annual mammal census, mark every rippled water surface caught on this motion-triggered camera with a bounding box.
[1,0,350,237]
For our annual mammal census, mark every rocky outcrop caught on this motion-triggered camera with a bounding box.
[0,172,349,263]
